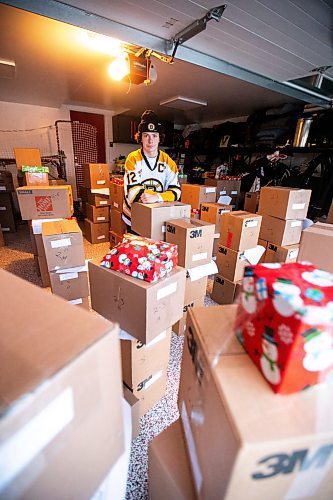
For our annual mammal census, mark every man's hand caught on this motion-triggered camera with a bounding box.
[140,193,160,203]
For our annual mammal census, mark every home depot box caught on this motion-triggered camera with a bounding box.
[0,170,14,192]
[110,207,126,236]
[258,186,311,220]
[200,202,232,232]
[211,274,242,305]
[173,297,204,336]
[0,192,16,232]
[219,211,262,251]
[86,203,109,224]
[165,218,215,269]
[259,213,303,246]
[42,219,85,271]
[244,191,260,213]
[205,178,241,203]
[149,419,196,500]
[181,183,216,210]
[120,328,171,389]
[16,185,73,219]
[0,268,124,499]
[49,267,89,301]
[216,244,248,282]
[110,230,123,249]
[109,181,124,210]
[86,190,111,208]
[85,219,109,244]
[297,222,333,273]
[264,242,299,263]
[89,261,186,344]
[131,201,191,241]
[83,163,110,189]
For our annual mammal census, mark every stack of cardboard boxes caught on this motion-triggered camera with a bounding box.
[212,210,262,304]
[199,201,232,257]
[109,178,126,247]
[258,187,311,264]
[82,163,110,244]
[0,170,16,233]
[205,176,241,206]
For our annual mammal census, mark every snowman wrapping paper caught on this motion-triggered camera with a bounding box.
[235,261,333,394]
[100,233,178,283]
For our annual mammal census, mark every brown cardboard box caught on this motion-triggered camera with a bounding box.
[149,419,196,500]
[49,179,67,186]
[165,218,215,269]
[258,186,311,220]
[131,201,191,241]
[24,172,49,186]
[211,274,242,304]
[297,222,333,273]
[109,181,124,210]
[200,202,232,232]
[110,207,126,236]
[69,296,90,309]
[172,297,205,335]
[181,183,216,209]
[50,268,89,301]
[327,202,333,224]
[184,274,208,304]
[219,211,262,251]
[110,230,123,248]
[83,163,110,189]
[84,219,109,244]
[258,238,267,263]
[205,178,241,204]
[14,147,41,170]
[216,244,248,282]
[178,305,333,499]
[0,268,124,499]
[264,242,299,263]
[0,170,14,192]
[86,203,109,223]
[0,192,16,232]
[86,190,111,207]
[37,254,51,287]
[244,191,260,213]
[89,261,186,344]
[259,213,303,246]
[120,328,171,390]
[42,219,85,271]
[123,386,140,439]
[133,369,167,415]
[16,185,73,219]
[212,233,219,256]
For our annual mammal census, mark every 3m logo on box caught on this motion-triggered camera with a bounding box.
[166,224,176,234]
[218,246,227,255]
[190,229,203,239]
[215,276,225,285]
[35,195,53,213]
[201,206,209,212]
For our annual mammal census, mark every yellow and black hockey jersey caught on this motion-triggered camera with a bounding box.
[122,148,181,226]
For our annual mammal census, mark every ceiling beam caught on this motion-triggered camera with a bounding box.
[2,0,331,108]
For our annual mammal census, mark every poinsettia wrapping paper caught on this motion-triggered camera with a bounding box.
[100,233,178,283]
[235,261,333,394]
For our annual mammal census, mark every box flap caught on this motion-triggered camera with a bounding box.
[42,219,81,236]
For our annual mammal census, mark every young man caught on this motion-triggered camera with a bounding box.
[122,110,181,229]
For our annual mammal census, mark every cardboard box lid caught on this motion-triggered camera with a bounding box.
[225,210,261,221]
[187,305,245,359]
[16,185,70,193]
[167,218,215,230]
[0,269,118,412]
[42,219,81,236]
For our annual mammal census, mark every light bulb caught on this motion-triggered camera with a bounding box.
[108,55,130,81]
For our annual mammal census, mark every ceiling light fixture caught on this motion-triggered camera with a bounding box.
[108,54,130,81]
[80,31,123,57]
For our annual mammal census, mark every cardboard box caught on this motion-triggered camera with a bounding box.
[84,219,110,244]
[258,186,311,220]
[42,219,85,271]
[14,147,41,170]
[49,179,67,186]
[165,218,215,269]
[83,163,110,189]
[110,207,126,236]
[258,238,267,263]
[24,172,49,186]
[131,201,191,241]
[0,193,16,232]
[244,191,260,213]
[37,254,51,287]
[149,419,196,500]
[16,185,73,219]
[120,328,171,390]
[212,233,219,256]
[172,297,204,335]
[68,296,90,309]
[123,386,140,440]
[211,274,242,304]
[181,184,216,209]
[0,170,14,192]
[264,242,299,263]
[109,181,124,210]
[50,268,89,301]
[86,203,110,224]
[200,202,232,232]
[132,369,167,416]
[219,211,262,251]
[86,190,111,207]
[0,268,124,499]
[205,178,241,204]
[298,222,333,273]
[184,266,210,304]
[216,244,248,282]
[110,230,123,249]
[259,213,303,246]
[89,261,186,344]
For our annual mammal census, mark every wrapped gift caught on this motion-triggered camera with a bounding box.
[100,233,178,283]
[235,262,333,394]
